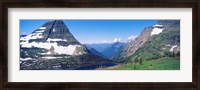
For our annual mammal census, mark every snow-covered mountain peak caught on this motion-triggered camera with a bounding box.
[151,24,164,36]
[20,20,88,56]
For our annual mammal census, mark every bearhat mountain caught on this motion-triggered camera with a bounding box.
[20,20,88,55]
[20,20,114,70]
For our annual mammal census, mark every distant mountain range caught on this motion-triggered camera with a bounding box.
[86,42,127,60]
[84,45,107,59]
[85,43,113,52]
[100,42,126,59]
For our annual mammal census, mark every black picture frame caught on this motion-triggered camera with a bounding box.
[1,0,199,90]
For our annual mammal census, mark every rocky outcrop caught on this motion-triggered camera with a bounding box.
[122,26,153,58]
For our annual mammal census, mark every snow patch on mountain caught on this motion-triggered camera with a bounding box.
[20,32,43,41]
[54,45,79,55]
[20,28,46,40]
[170,45,178,52]
[41,57,62,59]
[21,42,56,49]
[39,27,46,29]
[20,40,85,55]
[20,34,31,41]
[151,24,164,36]
[47,38,67,42]
[35,30,45,33]
[20,57,32,61]
[31,33,43,39]
[53,28,56,32]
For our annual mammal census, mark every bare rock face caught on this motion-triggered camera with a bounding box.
[74,45,88,55]
[122,26,153,58]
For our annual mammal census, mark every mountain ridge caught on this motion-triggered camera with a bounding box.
[118,20,180,63]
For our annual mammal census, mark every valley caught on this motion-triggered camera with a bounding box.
[98,57,180,70]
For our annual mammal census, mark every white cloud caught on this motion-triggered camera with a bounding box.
[103,40,108,43]
[82,40,112,44]
[82,38,124,44]
[113,38,121,42]
[128,35,137,42]
[100,40,112,44]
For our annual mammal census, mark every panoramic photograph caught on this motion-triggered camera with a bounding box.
[20,20,180,70]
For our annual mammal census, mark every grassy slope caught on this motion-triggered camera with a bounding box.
[98,57,180,70]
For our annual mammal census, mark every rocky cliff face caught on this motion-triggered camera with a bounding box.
[123,26,153,58]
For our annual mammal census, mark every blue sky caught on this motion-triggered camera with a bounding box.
[20,20,158,44]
